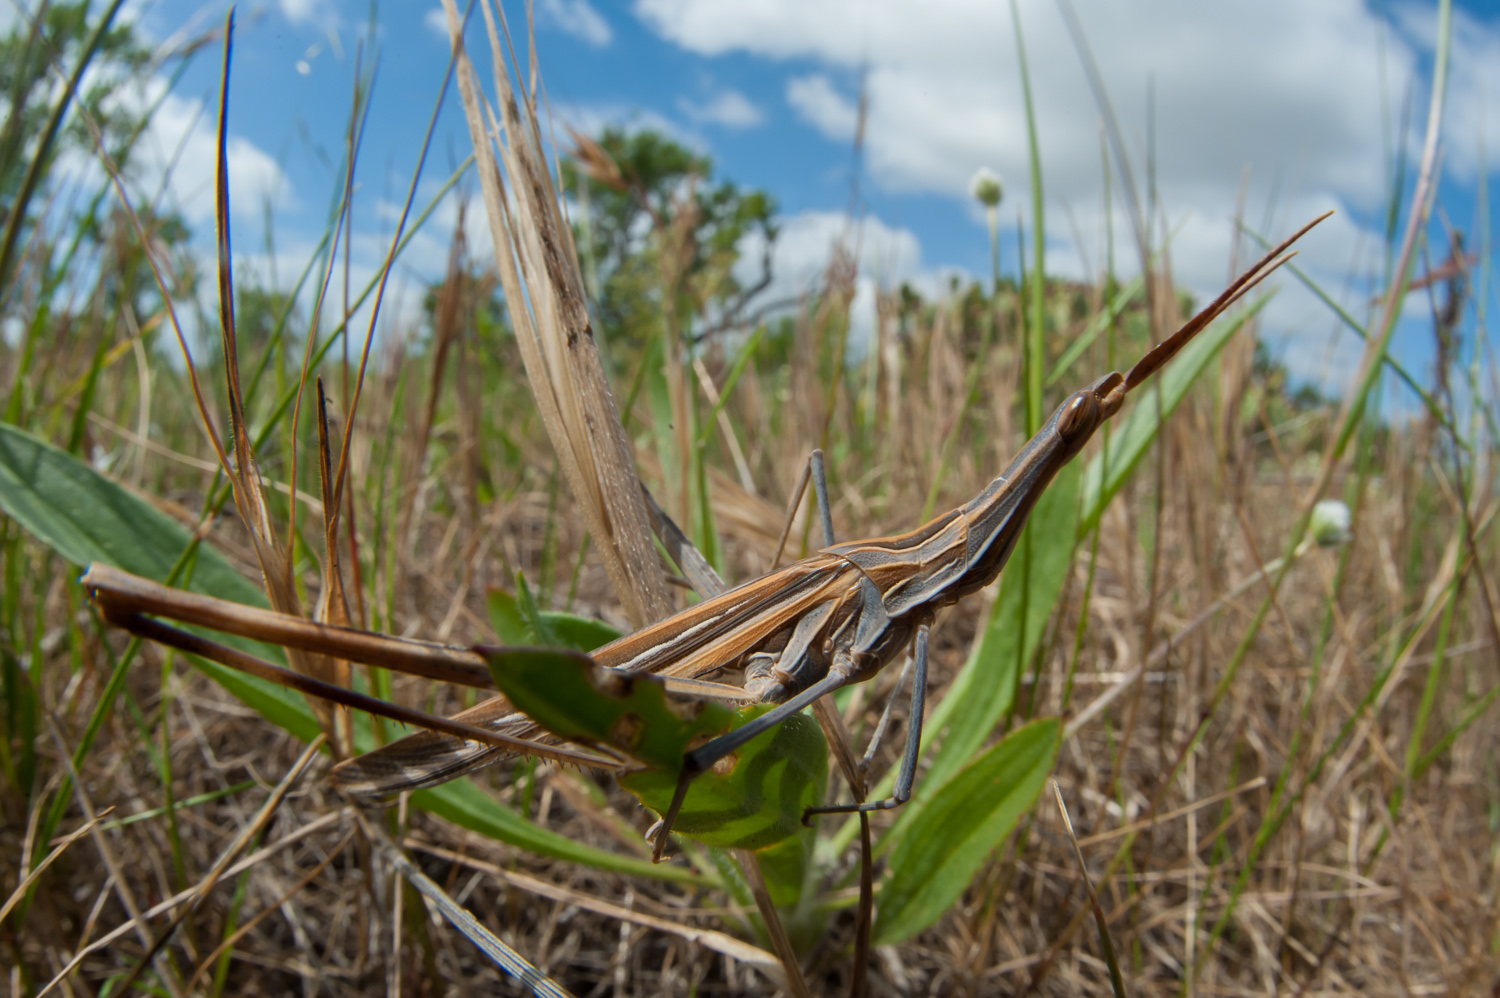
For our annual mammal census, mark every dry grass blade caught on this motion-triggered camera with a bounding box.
[405,840,784,971]
[103,734,328,996]
[439,0,672,628]
[359,813,578,998]
[183,828,357,993]
[207,9,349,751]
[0,810,111,926]
[38,735,327,998]
[35,810,349,992]
[42,716,184,998]
[734,849,813,998]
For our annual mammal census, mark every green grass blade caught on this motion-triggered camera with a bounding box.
[848,295,1260,859]
[1077,295,1269,536]
[1012,0,1046,436]
[487,582,622,650]
[0,422,688,880]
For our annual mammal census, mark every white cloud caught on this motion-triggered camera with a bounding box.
[556,101,706,153]
[679,90,764,128]
[634,0,1491,392]
[539,0,612,48]
[734,209,937,352]
[785,75,858,139]
[751,209,924,292]
[1419,4,1500,180]
[137,89,292,224]
[280,0,336,28]
[71,75,290,226]
[639,0,1416,207]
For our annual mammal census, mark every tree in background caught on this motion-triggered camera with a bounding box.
[562,127,777,354]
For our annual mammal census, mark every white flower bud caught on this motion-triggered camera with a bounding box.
[970,167,1003,209]
[1310,499,1352,548]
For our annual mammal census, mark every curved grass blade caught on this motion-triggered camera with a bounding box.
[360,814,578,998]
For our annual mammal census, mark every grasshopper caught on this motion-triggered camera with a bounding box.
[85,212,1327,862]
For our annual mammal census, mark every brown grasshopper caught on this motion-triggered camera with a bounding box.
[85,212,1328,862]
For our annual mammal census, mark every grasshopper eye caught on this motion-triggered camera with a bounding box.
[1056,391,1097,442]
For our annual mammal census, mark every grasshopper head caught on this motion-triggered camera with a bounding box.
[1055,371,1126,455]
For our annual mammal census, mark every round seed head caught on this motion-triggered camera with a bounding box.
[1310,499,1353,548]
[970,167,1004,208]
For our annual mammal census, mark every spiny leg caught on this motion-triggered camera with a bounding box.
[650,669,847,862]
[805,620,930,818]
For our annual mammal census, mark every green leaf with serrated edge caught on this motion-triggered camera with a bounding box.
[482,648,826,851]
[487,583,621,652]
[0,425,692,881]
[874,718,1059,945]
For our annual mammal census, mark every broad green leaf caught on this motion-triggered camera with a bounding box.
[485,587,529,644]
[0,424,690,879]
[486,583,622,652]
[544,613,623,654]
[0,422,314,736]
[863,300,1264,862]
[0,422,267,609]
[875,717,1059,945]
[483,648,826,852]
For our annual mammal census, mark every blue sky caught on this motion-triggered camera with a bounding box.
[104,0,1500,404]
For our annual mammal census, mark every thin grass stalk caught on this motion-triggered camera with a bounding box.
[1061,134,1118,712]
[208,11,350,750]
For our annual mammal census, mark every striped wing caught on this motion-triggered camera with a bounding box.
[329,554,859,795]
